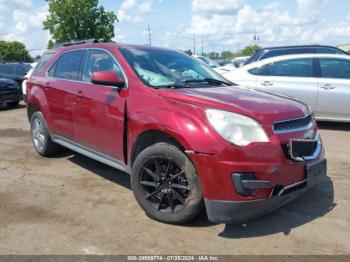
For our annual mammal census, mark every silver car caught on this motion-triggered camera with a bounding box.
[223,53,350,122]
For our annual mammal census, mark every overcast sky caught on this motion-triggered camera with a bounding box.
[0,0,350,55]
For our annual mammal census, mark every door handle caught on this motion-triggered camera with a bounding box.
[321,84,335,90]
[260,81,273,86]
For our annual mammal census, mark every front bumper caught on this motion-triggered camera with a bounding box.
[0,90,22,104]
[205,159,327,224]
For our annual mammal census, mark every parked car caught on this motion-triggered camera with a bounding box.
[215,56,251,74]
[22,62,37,103]
[224,53,350,122]
[0,63,32,88]
[192,55,236,75]
[27,40,326,224]
[0,78,22,108]
[192,55,221,68]
[244,44,347,65]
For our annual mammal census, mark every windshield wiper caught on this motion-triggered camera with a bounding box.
[161,84,190,89]
[184,78,232,86]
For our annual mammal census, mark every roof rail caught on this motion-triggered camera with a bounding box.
[54,39,103,48]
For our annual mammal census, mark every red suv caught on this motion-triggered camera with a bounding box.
[27,40,327,224]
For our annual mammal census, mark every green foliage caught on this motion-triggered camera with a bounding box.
[184,49,192,56]
[43,0,118,44]
[0,40,33,62]
[221,51,234,59]
[239,44,260,57]
[47,39,55,49]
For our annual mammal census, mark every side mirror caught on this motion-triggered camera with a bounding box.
[91,71,125,88]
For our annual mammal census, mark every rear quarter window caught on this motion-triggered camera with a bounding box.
[33,51,56,74]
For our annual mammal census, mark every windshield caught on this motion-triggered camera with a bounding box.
[119,47,228,88]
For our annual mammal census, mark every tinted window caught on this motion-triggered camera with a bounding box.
[33,51,56,74]
[15,64,31,76]
[261,48,314,60]
[54,50,84,80]
[2,64,14,75]
[316,47,344,54]
[82,49,124,82]
[319,58,350,79]
[261,50,288,60]
[250,58,313,77]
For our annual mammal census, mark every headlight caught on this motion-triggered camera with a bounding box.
[206,109,269,147]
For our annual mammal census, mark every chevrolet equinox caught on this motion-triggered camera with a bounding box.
[27,40,327,224]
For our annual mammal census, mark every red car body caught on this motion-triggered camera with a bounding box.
[27,42,326,223]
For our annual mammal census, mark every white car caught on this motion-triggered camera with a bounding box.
[223,53,350,122]
[22,62,37,102]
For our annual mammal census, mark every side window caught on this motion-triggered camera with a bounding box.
[256,59,313,77]
[54,50,84,80]
[82,49,124,82]
[48,61,57,77]
[319,58,350,79]
[316,48,343,54]
[249,66,268,75]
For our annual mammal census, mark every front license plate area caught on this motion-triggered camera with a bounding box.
[306,159,327,186]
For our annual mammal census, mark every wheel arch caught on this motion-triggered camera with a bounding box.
[130,129,187,167]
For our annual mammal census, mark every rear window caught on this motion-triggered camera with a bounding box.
[15,64,31,76]
[261,48,314,60]
[1,64,14,74]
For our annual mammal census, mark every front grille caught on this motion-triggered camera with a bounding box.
[282,135,320,161]
[0,92,21,103]
[274,114,313,133]
[290,139,318,159]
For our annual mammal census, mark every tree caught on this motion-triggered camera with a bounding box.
[47,39,55,49]
[221,51,233,60]
[239,44,261,56]
[43,0,118,44]
[184,49,193,56]
[0,41,33,62]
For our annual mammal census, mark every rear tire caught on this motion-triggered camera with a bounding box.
[30,111,61,156]
[6,101,19,108]
[131,142,203,224]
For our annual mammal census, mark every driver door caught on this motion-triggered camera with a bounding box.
[73,48,127,160]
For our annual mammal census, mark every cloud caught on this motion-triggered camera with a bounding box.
[191,0,245,13]
[183,0,347,52]
[1,3,49,55]
[117,0,159,22]
[139,2,152,13]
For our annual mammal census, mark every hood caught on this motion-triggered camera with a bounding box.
[0,78,16,83]
[158,86,309,125]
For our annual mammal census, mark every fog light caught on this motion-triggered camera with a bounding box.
[232,173,272,196]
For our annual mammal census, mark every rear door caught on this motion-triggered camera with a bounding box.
[315,58,350,120]
[253,58,319,110]
[73,48,127,160]
[45,50,85,139]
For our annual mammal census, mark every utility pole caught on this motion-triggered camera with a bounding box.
[147,24,152,46]
[193,35,196,55]
[201,36,204,55]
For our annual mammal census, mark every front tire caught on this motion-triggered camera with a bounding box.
[131,143,203,224]
[30,111,60,156]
